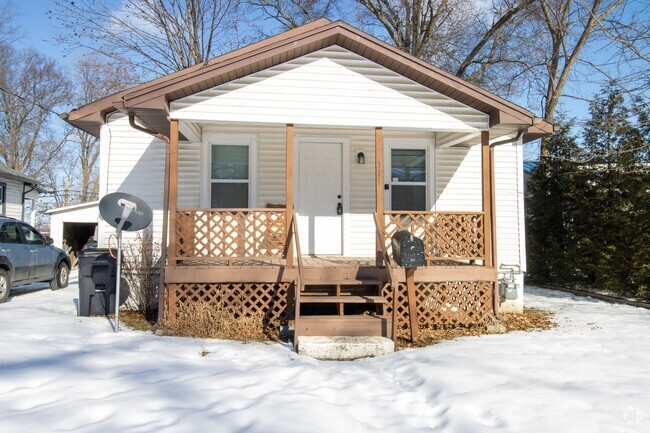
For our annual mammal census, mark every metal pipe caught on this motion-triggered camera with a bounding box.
[127,113,170,324]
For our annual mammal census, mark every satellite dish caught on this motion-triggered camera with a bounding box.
[98,192,153,334]
[99,192,152,232]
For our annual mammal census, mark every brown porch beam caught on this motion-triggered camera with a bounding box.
[286,124,294,268]
[168,119,179,265]
[164,266,299,283]
[375,127,384,266]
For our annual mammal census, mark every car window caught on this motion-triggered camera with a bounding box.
[19,224,44,245]
[0,222,23,244]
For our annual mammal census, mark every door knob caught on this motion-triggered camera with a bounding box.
[337,202,343,215]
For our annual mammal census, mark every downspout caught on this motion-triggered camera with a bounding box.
[127,113,171,324]
[487,128,524,311]
[490,129,524,148]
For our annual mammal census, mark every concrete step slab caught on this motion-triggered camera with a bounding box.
[297,336,395,360]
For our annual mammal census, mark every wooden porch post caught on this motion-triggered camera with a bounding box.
[375,127,384,266]
[286,124,294,268]
[481,130,493,269]
[482,130,500,314]
[168,119,179,266]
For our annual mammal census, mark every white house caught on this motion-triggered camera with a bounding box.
[61,20,554,350]
[0,162,40,224]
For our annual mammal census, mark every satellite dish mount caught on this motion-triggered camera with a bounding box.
[99,193,153,333]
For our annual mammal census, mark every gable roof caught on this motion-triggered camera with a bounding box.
[61,19,554,143]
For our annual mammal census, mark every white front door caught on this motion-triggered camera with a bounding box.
[298,141,343,255]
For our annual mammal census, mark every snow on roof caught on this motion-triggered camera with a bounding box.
[45,200,99,215]
[0,161,38,185]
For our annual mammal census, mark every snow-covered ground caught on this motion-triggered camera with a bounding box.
[1,273,649,433]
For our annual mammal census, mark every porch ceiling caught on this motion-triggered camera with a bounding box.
[179,119,522,148]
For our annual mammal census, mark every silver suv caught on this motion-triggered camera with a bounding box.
[0,217,70,303]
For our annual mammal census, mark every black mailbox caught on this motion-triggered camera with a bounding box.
[391,230,425,268]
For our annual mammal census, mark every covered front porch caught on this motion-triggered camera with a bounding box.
[163,119,499,343]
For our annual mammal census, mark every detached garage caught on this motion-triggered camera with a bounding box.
[47,201,99,265]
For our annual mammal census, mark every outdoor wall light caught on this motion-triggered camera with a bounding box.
[357,151,365,164]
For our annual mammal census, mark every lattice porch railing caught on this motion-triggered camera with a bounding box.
[383,211,485,264]
[175,208,287,262]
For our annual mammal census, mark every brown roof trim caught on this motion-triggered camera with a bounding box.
[64,18,554,138]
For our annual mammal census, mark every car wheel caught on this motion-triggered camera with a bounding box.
[0,269,10,303]
[50,262,69,291]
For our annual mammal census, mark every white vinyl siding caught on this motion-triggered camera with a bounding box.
[97,113,199,246]
[435,146,482,212]
[171,46,488,132]
[494,143,524,269]
[0,177,26,220]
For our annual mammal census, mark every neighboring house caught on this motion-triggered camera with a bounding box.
[0,162,40,224]
[61,20,554,352]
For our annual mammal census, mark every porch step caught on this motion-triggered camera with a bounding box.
[296,315,392,338]
[297,336,395,360]
[299,295,387,304]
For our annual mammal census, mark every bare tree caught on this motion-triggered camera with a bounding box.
[0,0,19,44]
[0,44,72,178]
[354,0,467,59]
[535,0,647,123]
[49,0,243,77]
[74,56,140,202]
[249,0,338,31]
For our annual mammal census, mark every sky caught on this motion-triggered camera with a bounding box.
[8,0,640,161]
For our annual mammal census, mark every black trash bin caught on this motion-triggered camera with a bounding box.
[77,248,117,316]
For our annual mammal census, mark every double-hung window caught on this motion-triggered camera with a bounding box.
[206,134,257,208]
[389,148,428,211]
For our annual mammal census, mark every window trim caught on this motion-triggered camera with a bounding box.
[384,138,435,211]
[201,133,258,208]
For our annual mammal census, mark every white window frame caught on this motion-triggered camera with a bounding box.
[384,138,435,211]
[201,133,258,208]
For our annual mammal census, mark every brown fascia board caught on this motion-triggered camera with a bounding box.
[330,24,537,126]
[121,25,341,107]
[64,18,335,135]
[122,20,540,128]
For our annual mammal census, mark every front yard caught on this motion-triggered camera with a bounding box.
[0,273,648,433]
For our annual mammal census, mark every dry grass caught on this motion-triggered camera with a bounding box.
[501,308,556,332]
[119,310,155,332]
[163,302,268,341]
[397,308,556,349]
